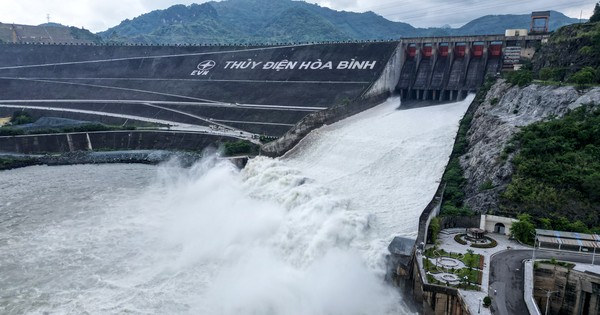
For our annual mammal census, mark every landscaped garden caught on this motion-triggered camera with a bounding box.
[422,247,484,290]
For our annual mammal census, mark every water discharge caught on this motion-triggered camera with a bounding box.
[0,96,472,314]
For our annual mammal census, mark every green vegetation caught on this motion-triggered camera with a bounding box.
[470,236,498,249]
[540,258,575,269]
[505,69,533,87]
[479,179,494,191]
[98,0,580,44]
[538,67,567,82]
[222,140,259,156]
[510,214,536,245]
[501,105,600,233]
[10,111,34,125]
[454,234,467,245]
[0,123,135,136]
[421,247,483,290]
[0,156,38,170]
[533,11,600,84]
[439,78,500,217]
[569,66,598,86]
[483,296,492,307]
[440,111,475,216]
[429,217,441,243]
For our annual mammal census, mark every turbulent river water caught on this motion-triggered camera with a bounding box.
[0,97,471,314]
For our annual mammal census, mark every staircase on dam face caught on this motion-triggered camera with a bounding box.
[395,36,523,101]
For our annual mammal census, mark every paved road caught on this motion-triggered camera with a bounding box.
[0,99,326,111]
[490,249,595,315]
[0,104,260,143]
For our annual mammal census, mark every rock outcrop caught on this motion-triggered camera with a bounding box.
[461,80,600,213]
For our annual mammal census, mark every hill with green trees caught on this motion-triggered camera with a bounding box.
[98,0,580,44]
[532,4,600,85]
[501,105,600,233]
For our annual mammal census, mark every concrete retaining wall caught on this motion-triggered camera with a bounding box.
[0,42,399,137]
[0,130,238,154]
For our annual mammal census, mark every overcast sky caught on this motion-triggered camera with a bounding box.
[0,0,596,33]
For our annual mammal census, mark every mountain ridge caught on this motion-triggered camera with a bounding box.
[99,0,580,44]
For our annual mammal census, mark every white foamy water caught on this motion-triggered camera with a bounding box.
[0,96,471,314]
[285,96,472,248]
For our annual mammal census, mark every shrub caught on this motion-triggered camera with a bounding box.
[483,296,492,307]
[429,217,441,243]
[506,69,533,87]
[568,67,597,85]
[579,46,594,55]
[479,179,494,191]
[471,237,498,248]
[0,128,25,136]
[222,140,258,156]
[10,110,33,125]
[454,234,467,245]
[539,67,554,81]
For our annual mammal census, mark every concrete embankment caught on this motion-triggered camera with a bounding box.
[0,150,249,171]
[0,42,399,137]
[0,130,241,154]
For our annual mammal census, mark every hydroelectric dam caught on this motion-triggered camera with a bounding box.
[0,33,546,154]
[0,34,548,315]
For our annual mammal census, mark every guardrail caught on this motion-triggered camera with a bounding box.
[524,260,542,315]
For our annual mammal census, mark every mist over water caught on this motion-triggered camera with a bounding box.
[0,157,407,314]
[0,97,471,314]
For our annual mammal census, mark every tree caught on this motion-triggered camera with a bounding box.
[510,214,536,244]
[429,217,441,243]
[483,296,492,307]
[568,67,596,85]
[505,69,533,87]
[591,2,600,23]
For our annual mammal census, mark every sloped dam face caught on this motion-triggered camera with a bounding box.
[0,42,398,136]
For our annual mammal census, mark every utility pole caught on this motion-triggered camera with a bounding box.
[544,290,559,315]
[47,14,50,24]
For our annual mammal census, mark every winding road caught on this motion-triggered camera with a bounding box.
[490,249,595,315]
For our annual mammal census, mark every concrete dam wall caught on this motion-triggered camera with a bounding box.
[0,42,399,138]
[0,36,546,154]
[0,131,235,154]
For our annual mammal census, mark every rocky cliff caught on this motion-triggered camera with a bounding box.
[461,81,600,213]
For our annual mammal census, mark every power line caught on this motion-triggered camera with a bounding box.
[348,0,597,25]
[386,0,596,22]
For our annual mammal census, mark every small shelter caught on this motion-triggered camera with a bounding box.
[466,228,485,241]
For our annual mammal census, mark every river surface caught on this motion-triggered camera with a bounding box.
[0,97,471,314]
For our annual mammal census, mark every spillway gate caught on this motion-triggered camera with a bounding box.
[396,34,547,101]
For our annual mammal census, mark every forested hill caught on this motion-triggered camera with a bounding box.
[98,0,580,44]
